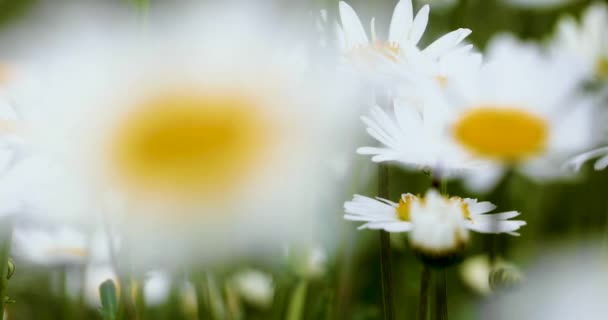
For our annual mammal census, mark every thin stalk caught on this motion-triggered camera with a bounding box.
[417,265,431,320]
[434,269,448,320]
[378,164,394,320]
[286,279,308,320]
[0,218,13,320]
[59,266,70,319]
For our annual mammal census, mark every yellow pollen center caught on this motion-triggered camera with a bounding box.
[596,56,608,79]
[452,106,548,162]
[396,194,416,221]
[450,196,472,220]
[108,91,272,200]
[435,75,448,88]
[348,41,401,63]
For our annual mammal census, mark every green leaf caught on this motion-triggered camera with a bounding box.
[99,279,118,320]
[6,259,14,280]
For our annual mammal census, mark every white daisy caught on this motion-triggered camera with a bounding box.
[432,35,593,190]
[11,6,357,269]
[229,269,274,309]
[357,98,486,177]
[566,145,608,171]
[344,189,525,255]
[12,226,111,267]
[336,0,473,77]
[337,0,429,65]
[553,2,608,80]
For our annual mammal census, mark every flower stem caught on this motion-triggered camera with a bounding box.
[0,218,13,320]
[286,279,308,320]
[434,269,448,320]
[417,265,431,320]
[378,164,394,320]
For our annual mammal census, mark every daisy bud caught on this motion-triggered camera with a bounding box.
[489,264,524,291]
[230,269,274,310]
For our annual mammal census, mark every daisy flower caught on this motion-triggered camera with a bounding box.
[431,35,592,190]
[357,97,485,177]
[336,0,473,78]
[553,2,608,80]
[566,145,608,171]
[344,190,524,262]
[344,189,525,258]
[12,6,357,269]
[229,269,275,309]
[12,226,111,267]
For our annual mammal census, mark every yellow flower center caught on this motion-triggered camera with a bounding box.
[596,56,608,79]
[450,196,471,220]
[107,91,273,201]
[348,41,401,64]
[435,75,449,88]
[452,106,548,162]
[396,194,416,221]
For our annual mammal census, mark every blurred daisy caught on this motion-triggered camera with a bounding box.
[344,189,525,257]
[15,8,356,269]
[12,226,88,266]
[553,3,608,80]
[357,98,485,177]
[12,226,111,267]
[436,36,592,190]
[229,269,274,309]
[566,145,608,170]
[336,0,473,79]
[485,244,608,320]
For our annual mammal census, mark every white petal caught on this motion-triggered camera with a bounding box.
[389,0,414,43]
[408,5,429,46]
[423,28,472,58]
[339,1,369,47]
[468,201,497,215]
[466,220,526,234]
[358,221,412,232]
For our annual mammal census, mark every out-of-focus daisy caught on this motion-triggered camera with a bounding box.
[12,226,88,266]
[14,7,356,269]
[336,0,473,79]
[434,35,592,190]
[229,269,274,309]
[344,189,525,258]
[567,146,608,171]
[12,226,111,267]
[553,3,608,80]
[143,271,172,306]
[357,98,485,177]
[484,244,608,320]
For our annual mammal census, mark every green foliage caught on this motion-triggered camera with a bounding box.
[99,280,118,320]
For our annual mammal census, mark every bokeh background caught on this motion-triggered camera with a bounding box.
[0,0,607,319]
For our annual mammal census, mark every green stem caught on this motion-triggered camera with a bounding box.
[378,164,395,320]
[0,218,13,320]
[434,269,448,320]
[417,265,431,320]
[286,279,308,320]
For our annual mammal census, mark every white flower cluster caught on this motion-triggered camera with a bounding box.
[0,0,604,309]
[341,0,608,256]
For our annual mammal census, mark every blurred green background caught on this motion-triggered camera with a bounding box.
[1,0,608,319]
